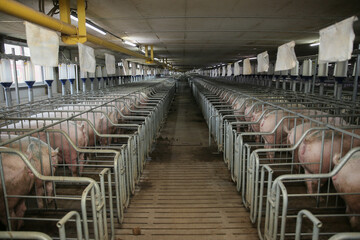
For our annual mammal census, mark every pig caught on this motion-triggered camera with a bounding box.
[0,135,58,229]
[287,116,347,168]
[243,101,263,141]
[139,92,149,103]
[232,97,246,121]
[5,120,88,176]
[35,109,105,146]
[0,152,34,230]
[298,129,360,194]
[332,152,360,231]
[259,110,300,159]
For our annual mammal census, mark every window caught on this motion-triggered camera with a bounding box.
[23,47,30,57]
[128,62,132,68]
[4,43,23,55]
[3,43,44,84]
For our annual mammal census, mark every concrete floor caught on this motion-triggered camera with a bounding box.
[115,80,258,240]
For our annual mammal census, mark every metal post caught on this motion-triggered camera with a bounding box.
[268,76,272,88]
[335,78,344,100]
[1,82,12,107]
[45,80,53,98]
[81,78,87,93]
[319,82,324,95]
[25,81,35,102]
[319,77,326,96]
[69,79,75,95]
[334,81,338,97]
[11,48,20,104]
[282,77,286,90]
[60,79,67,96]
[312,58,317,94]
[75,65,79,94]
[89,78,94,92]
[352,44,360,102]
[292,79,296,92]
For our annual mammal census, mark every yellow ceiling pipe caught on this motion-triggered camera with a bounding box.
[144,45,148,57]
[0,0,149,60]
[150,46,154,61]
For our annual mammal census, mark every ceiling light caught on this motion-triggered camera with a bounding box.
[248,57,257,60]
[70,15,106,35]
[124,40,136,47]
[154,57,159,61]
[310,42,320,47]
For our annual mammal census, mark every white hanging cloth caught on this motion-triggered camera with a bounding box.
[243,58,252,75]
[121,59,129,75]
[78,43,96,73]
[105,53,116,75]
[227,64,232,76]
[139,65,143,76]
[222,66,226,76]
[234,62,241,76]
[25,21,59,67]
[257,51,269,73]
[131,63,137,76]
[319,16,358,63]
[275,41,297,71]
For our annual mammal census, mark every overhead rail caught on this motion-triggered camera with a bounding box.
[0,0,172,69]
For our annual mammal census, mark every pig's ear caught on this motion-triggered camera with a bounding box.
[26,142,35,161]
[333,153,342,166]
[52,147,59,156]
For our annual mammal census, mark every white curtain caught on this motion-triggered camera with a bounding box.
[275,41,297,71]
[105,53,115,75]
[257,51,269,73]
[243,59,252,75]
[319,16,358,63]
[25,21,59,67]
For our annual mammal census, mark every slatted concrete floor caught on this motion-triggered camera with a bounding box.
[115,81,259,240]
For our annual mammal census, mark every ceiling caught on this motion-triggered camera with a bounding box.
[0,0,360,70]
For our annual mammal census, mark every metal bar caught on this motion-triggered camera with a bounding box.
[353,44,360,102]
[0,231,52,240]
[11,48,20,105]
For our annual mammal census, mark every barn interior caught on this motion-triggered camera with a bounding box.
[0,0,360,239]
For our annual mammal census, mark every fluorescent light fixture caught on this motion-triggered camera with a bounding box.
[310,42,320,47]
[70,15,106,35]
[154,57,159,61]
[248,57,257,60]
[124,40,136,47]
[140,48,145,53]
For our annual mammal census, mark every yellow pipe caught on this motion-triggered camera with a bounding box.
[150,45,154,61]
[144,45,148,57]
[0,0,149,60]
[59,0,70,24]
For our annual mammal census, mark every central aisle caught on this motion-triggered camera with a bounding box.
[115,80,258,240]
